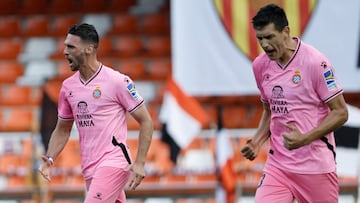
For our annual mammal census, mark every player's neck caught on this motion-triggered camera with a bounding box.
[278,38,297,66]
[79,60,101,82]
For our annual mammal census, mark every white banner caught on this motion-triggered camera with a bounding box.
[171,0,360,96]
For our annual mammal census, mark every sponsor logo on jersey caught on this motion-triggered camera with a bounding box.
[127,82,140,100]
[323,69,337,90]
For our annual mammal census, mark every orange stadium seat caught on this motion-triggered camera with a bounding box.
[0,39,23,60]
[0,61,24,84]
[247,104,263,128]
[105,0,137,13]
[47,0,77,14]
[97,37,115,58]
[0,0,19,15]
[17,0,47,15]
[144,36,171,57]
[118,59,146,80]
[21,138,34,159]
[0,111,3,130]
[20,16,50,37]
[29,86,43,106]
[0,17,20,38]
[1,107,35,132]
[101,58,117,68]
[192,173,217,183]
[163,173,188,183]
[50,37,66,60]
[202,104,218,128]
[147,58,172,80]
[78,0,106,13]
[0,153,32,188]
[113,36,144,58]
[67,173,85,186]
[141,173,161,184]
[49,15,80,37]
[138,14,170,35]
[108,14,139,35]
[0,85,31,106]
[222,105,248,128]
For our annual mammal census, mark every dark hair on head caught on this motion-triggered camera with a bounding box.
[252,4,288,31]
[68,23,99,49]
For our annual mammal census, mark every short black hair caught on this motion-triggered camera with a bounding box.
[68,23,99,49]
[252,4,288,31]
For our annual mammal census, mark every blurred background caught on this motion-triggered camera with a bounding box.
[0,0,359,202]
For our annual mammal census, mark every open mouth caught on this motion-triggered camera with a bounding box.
[265,50,275,56]
[67,58,73,66]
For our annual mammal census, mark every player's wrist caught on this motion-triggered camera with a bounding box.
[45,155,54,166]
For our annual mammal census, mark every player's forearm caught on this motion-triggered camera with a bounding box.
[46,130,71,161]
[252,103,271,146]
[135,120,153,164]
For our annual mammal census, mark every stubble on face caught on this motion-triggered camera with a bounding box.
[256,23,288,61]
[64,34,86,72]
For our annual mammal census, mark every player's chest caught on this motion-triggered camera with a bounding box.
[261,67,313,100]
[66,84,115,109]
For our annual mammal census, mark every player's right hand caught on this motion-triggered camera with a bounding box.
[38,155,53,181]
[240,139,259,161]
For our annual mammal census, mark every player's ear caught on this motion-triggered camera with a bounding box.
[85,44,95,54]
[283,26,290,35]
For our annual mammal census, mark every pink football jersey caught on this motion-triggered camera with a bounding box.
[58,64,144,179]
[253,38,343,174]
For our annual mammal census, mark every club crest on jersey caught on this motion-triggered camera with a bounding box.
[323,69,337,91]
[292,70,301,84]
[93,86,101,99]
[127,82,140,100]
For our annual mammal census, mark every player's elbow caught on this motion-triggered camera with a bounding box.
[338,106,349,126]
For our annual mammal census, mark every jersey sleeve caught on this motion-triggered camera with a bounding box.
[58,85,74,119]
[116,75,144,113]
[253,56,268,103]
[312,58,343,103]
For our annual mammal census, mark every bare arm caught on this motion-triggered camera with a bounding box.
[131,105,153,164]
[46,119,74,159]
[283,94,348,149]
[241,102,271,160]
[38,118,73,181]
[127,104,153,189]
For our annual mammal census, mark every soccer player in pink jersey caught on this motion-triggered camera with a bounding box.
[38,23,153,202]
[241,4,348,203]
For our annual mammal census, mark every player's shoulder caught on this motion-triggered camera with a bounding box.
[299,41,332,68]
[101,65,125,80]
[299,41,327,60]
[62,71,79,86]
[102,65,136,86]
[253,53,271,71]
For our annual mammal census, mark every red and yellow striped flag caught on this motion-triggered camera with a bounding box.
[213,0,317,60]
